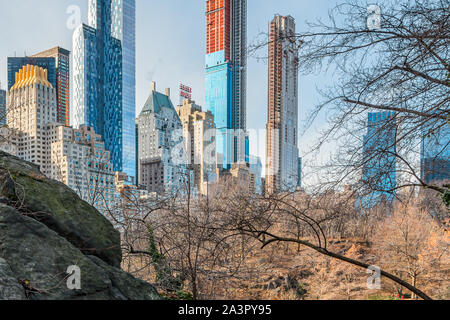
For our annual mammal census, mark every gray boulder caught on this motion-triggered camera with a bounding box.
[0,151,121,267]
[0,258,27,300]
[0,204,160,300]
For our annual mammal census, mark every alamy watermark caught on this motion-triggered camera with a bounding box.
[66,5,81,30]
[366,265,381,290]
[66,265,81,290]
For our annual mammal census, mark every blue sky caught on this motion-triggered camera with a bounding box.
[0,0,342,182]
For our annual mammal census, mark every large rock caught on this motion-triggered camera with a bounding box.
[0,204,160,300]
[0,258,26,300]
[0,151,121,267]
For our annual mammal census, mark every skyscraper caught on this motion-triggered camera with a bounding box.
[361,111,397,208]
[73,0,135,178]
[32,47,71,126]
[266,15,300,194]
[7,65,116,214]
[137,82,192,195]
[205,0,247,170]
[176,99,216,195]
[7,64,57,175]
[111,0,137,179]
[421,124,450,184]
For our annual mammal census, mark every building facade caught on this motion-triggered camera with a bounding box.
[8,57,56,90]
[73,0,135,179]
[266,15,300,194]
[421,123,450,184]
[47,124,116,214]
[111,0,137,180]
[137,82,192,195]
[32,47,71,126]
[0,88,5,125]
[176,99,217,194]
[7,65,57,176]
[205,0,248,170]
[7,64,115,214]
[361,111,398,208]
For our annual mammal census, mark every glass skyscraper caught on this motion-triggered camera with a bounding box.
[112,0,137,180]
[361,111,398,208]
[205,0,247,170]
[73,0,136,179]
[421,123,450,184]
[32,47,71,126]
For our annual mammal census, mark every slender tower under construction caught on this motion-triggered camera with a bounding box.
[205,0,248,170]
[266,15,300,193]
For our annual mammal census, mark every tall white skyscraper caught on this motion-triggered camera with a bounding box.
[266,15,300,193]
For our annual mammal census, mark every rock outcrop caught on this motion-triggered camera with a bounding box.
[0,152,160,300]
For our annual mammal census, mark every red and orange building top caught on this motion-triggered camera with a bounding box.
[206,0,231,60]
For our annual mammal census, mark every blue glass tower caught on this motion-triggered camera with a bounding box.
[205,0,247,170]
[112,0,136,179]
[205,54,233,168]
[361,112,397,208]
[421,123,450,184]
[73,0,133,177]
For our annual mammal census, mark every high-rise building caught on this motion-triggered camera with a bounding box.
[205,0,247,170]
[7,64,116,214]
[32,47,71,126]
[0,88,6,125]
[137,82,192,195]
[361,111,397,208]
[111,0,137,180]
[7,65,57,175]
[73,0,136,179]
[176,99,216,195]
[47,124,117,214]
[421,124,450,184]
[266,15,300,194]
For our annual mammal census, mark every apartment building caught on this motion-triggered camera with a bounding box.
[176,99,216,194]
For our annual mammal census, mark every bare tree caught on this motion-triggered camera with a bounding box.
[374,198,449,299]
[217,187,439,300]
[105,170,257,300]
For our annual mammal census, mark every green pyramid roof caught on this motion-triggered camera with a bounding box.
[140,90,176,116]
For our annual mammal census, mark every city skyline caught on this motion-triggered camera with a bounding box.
[0,0,342,186]
[0,0,447,304]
